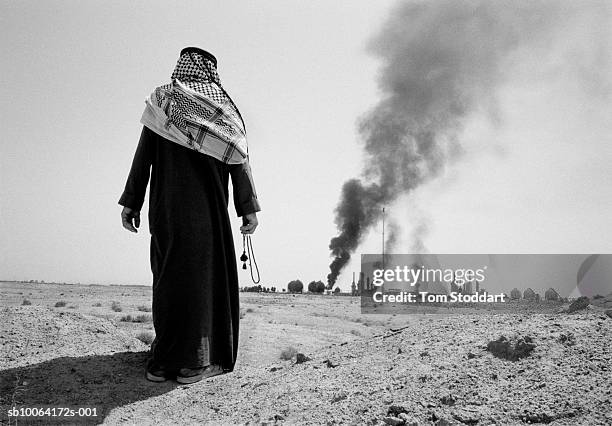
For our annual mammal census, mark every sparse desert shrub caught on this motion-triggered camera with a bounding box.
[92,302,102,307]
[567,296,590,313]
[54,301,67,308]
[295,353,311,364]
[137,305,152,312]
[133,314,151,323]
[246,308,254,313]
[280,346,298,361]
[287,280,303,293]
[487,335,535,361]
[136,331,155,345]
[593,294,604,299]
[120,314,151,323]
[22,299,32,306]
[239,309,246,319]
[350,329,361,336]
[558,332,576,346]
[68,305,77,309]
[111,301,122,312]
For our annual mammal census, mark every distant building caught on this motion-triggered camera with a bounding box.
[523,288,537,301]
[358,271,365,293]
[545,288,560,301]
[463,281,473,295]
[510,288,521,300]
[350,272,356,295]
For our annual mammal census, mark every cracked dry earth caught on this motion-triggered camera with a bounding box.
[1,287,611,425]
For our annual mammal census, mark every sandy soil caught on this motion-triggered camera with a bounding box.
[1,281,611,425]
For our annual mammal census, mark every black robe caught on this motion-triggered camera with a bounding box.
[119,126,260,371]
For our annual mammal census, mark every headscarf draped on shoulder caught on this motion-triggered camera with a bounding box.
[140,47,248,164]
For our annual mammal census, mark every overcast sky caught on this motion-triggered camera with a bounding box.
[1,0,611,291]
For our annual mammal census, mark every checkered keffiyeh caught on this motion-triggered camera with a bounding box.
[140,48,248,164]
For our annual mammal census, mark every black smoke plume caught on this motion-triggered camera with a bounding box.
[327,0,605,287]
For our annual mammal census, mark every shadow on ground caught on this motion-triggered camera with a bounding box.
[0,351,176,424]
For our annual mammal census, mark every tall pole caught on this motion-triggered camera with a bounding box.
[382,207,385,271]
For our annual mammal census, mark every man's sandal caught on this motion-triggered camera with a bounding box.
[176,364,224,384]
[146,366,168,382]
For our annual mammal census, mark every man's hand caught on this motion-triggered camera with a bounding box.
[121,207,140,233]
[240,213,258,234]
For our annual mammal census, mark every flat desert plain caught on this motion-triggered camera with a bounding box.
[1,281,611,425]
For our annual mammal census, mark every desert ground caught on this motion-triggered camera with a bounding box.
[1,281,611,425]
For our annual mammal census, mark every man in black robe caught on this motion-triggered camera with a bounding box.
[119,47,260,384]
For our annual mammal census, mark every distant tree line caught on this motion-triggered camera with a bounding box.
[240,285,279,293]
[240,279,343,294]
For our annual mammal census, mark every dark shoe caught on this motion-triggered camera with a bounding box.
[176,365,225,384]
[146,363,168,382]
[201,364,225,380]
[176,367,205,384]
